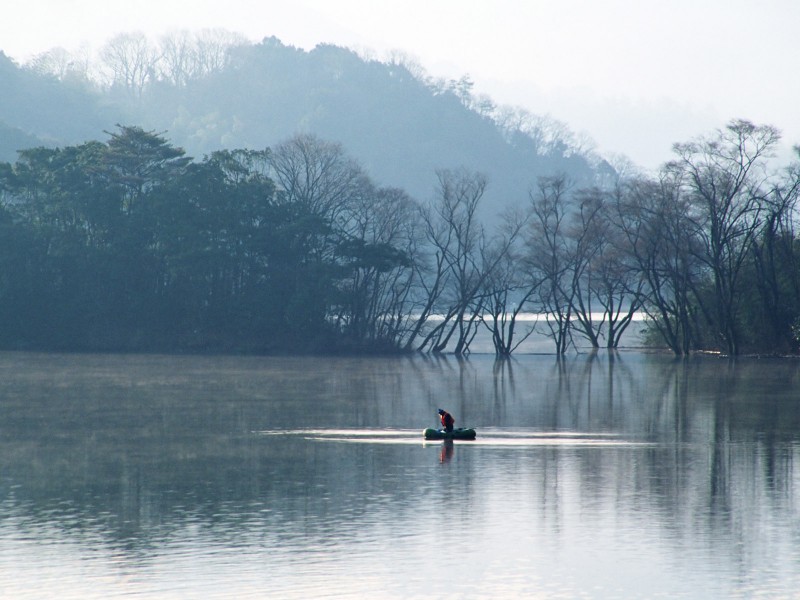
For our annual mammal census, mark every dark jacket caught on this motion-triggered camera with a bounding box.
[439,410,455,431]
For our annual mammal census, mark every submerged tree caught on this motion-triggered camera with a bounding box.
[480,207,539,357]
[410,169,524,355]
[615,174,699,355]
[526,175,576,355]
[332,184,419,348]
[562,186,607,348]
[3,119,800,357]
[574,186,643,349]
[670,119,781,355]
[267,133,420,349]
[744,148,800,352]
[413,168,488,354]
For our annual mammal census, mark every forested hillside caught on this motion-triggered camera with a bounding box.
[0,35,608,216]
[0,52,112,152]
[4,33,799,357]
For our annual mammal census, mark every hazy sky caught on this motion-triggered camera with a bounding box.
[3,0,799,169]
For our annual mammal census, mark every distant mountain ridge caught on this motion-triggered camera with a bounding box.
[0,37,612,215]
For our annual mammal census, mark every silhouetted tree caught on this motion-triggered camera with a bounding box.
[481,207,539,357]
[744,149,800,352]
[414,169,521,355]
[527,175,575,354]
[669,119,780,355]
[615,174,700,355]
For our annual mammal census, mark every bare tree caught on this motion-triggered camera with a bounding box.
[494,107,586,158]
[527,175,575,354]
[158,31,198,87]
[481,207,539,357]
[332,183,420,346]
[268,134,421,349]
[194,29,247,75]
[384,49,429,82]
[615,174,700,355]
[669,119,780,355]
[561,186,644,349]
[591,187,646,348]
[27,46,92,84]
[749,148,800,351]
[268,134,364,228]
[563,186,607,348]
[412,169,520,355]
[100,32,159,97]
[414,169,486,354]
[156,29,247,87]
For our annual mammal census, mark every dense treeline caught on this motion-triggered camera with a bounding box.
[1,120,799,355]
[0,126,421,352]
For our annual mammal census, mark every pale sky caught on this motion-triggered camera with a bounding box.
[3,0,799,169]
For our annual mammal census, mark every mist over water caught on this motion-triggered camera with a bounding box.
[0,351,798,598]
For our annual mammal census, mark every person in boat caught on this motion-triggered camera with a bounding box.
[437,408,455,433]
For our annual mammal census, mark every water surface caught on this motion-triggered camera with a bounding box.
[0,352,798,598]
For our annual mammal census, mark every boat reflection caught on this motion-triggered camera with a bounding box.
[439,439,454,463]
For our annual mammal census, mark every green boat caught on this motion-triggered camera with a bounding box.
[423,427,477,441]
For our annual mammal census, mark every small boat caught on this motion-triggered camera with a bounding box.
[423,427,477,441]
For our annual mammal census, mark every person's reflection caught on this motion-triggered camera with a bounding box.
[439,440,454,463]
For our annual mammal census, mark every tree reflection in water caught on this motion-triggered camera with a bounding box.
[0,351,798,598]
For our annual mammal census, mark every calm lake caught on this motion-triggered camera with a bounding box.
[0,350,798,599]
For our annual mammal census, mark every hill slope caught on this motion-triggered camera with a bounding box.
[0,38,609,215]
